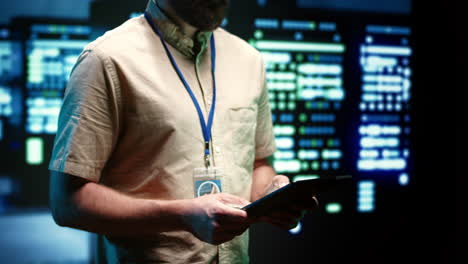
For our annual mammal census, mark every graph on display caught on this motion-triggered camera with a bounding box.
[249,18,346,182]
[25,24,90,135]
[244,18,413,215]
[356,25,412,212]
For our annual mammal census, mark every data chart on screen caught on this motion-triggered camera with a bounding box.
[25,24,90,135]
[356,24,412,212]
[249,18,347,182]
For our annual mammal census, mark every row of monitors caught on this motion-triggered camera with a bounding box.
[0,11,412,214]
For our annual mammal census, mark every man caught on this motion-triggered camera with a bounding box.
[49,0,317,263]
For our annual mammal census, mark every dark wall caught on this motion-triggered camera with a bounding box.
[411,0,459,263]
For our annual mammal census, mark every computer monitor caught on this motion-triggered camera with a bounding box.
[225,2,413,216]
[9,18,91,207]
[0,25,23,212]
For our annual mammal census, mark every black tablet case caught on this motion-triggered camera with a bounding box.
[243,175,352,217]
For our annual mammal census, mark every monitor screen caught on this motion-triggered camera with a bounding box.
[0,26,22,142]
[224,1,413,216]
[25,23,90,135]
[4,19,91,209]
[249,18,347,181]
[356,24,412,212]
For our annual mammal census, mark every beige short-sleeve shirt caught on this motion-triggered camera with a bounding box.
[49,2,276,263]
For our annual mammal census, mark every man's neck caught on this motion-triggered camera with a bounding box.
[155,0,198,40]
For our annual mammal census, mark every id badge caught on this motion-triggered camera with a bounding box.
[193,167,224,197]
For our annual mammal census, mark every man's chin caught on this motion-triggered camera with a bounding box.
[202,22,223,31]
[181,7,227,31]
[189,19,223,32]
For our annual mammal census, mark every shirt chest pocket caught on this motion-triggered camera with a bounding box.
[227,106,257,167]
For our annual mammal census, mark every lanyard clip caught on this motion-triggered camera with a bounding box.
[205,154,211,168]
[204,141,210,168]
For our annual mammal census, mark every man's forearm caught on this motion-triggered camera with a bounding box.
[51,175,192,238]
[250,158,277,202]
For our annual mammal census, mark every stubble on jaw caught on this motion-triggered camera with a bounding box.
[168,0,230,31]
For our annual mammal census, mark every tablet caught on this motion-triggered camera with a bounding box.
[243,175,352,217]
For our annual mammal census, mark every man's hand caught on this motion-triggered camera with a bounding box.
[254,175,319,230]
[184,193,251,245]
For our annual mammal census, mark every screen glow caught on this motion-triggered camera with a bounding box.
[25,24,90,135]
[26,137,43,165]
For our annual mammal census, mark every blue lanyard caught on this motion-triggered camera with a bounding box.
[144,12,217,167]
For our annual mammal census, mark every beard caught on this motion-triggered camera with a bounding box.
[168,0,230,31]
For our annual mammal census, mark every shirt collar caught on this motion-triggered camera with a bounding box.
[145,0,212,60]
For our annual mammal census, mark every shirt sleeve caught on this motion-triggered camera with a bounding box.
[48,49,121,182]
[254,56,277,160]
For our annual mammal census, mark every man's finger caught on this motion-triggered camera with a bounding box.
[218,193,250,207]
[215,212,249,224]
[273,175,290,188]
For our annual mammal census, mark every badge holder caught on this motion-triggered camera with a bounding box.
[193,167,224,197]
